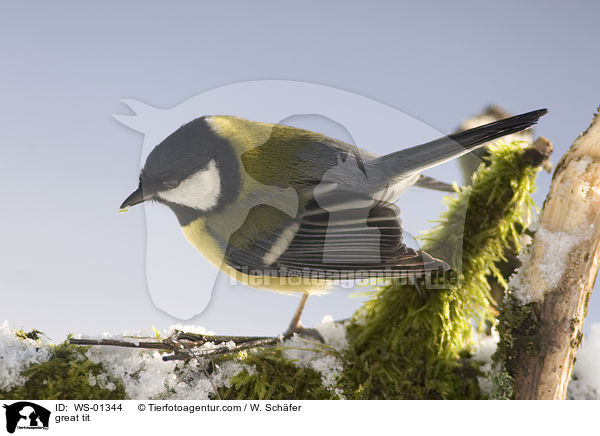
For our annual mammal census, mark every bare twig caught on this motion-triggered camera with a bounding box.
[162,337,280,361]
[69,330,280,361]
[68,338,169,349]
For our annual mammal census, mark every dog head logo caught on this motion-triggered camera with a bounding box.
[3,402,50,433]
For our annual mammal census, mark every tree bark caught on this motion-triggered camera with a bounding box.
[510,109,600,399]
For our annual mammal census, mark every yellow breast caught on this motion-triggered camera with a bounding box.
[181,217,331,295]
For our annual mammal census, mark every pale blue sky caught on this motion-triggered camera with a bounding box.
[1,0,599,340]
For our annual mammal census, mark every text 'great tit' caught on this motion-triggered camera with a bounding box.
[121,109,547,336]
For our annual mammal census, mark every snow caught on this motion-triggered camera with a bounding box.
[85,317,348,399]
[281,315,348,398]
[0,321,253,399]
[536,226,592,289]
[470,328,500,397]
[509,224,592,304]
[163,324,215,336]
[86,344,179,398]
[314,315,349,352]
[569,156,592,178]
[87,343,255,399]
[471,328,500,364]
[3,317,600,400]
[0,319,347,399]
[0,321,51,391]
[568,322,600,399]
[84,326,251,400]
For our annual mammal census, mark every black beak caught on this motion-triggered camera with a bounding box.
[120,185,153,209]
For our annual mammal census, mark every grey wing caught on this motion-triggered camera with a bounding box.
[224,192,449,279]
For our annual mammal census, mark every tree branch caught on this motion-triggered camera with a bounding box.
[500,108,600,399]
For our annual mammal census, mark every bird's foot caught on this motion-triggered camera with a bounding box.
[282,324,325,343]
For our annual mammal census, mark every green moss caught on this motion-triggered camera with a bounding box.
[339,141,539,399]
[218,351,338,400]
[489,368,514,400]
[1,340,126,400]
[495,295,540,360]
[14,328,44,341]
[492,294,540,397]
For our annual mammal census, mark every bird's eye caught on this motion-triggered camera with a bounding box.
[163,180,179,189]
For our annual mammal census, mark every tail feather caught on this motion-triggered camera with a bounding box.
[378,109,547,176]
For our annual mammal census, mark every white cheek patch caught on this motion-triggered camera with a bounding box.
[157,160,221,211]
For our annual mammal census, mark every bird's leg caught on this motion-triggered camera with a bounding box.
[283,293,324,342]
[284,293,309,338]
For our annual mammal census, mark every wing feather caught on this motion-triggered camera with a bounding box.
[224,192,449,279]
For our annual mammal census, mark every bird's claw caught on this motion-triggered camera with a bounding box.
[282,325,325,343]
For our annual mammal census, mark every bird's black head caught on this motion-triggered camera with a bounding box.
[120,117,240,225]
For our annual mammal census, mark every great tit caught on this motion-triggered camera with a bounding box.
[121,109,546,336]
